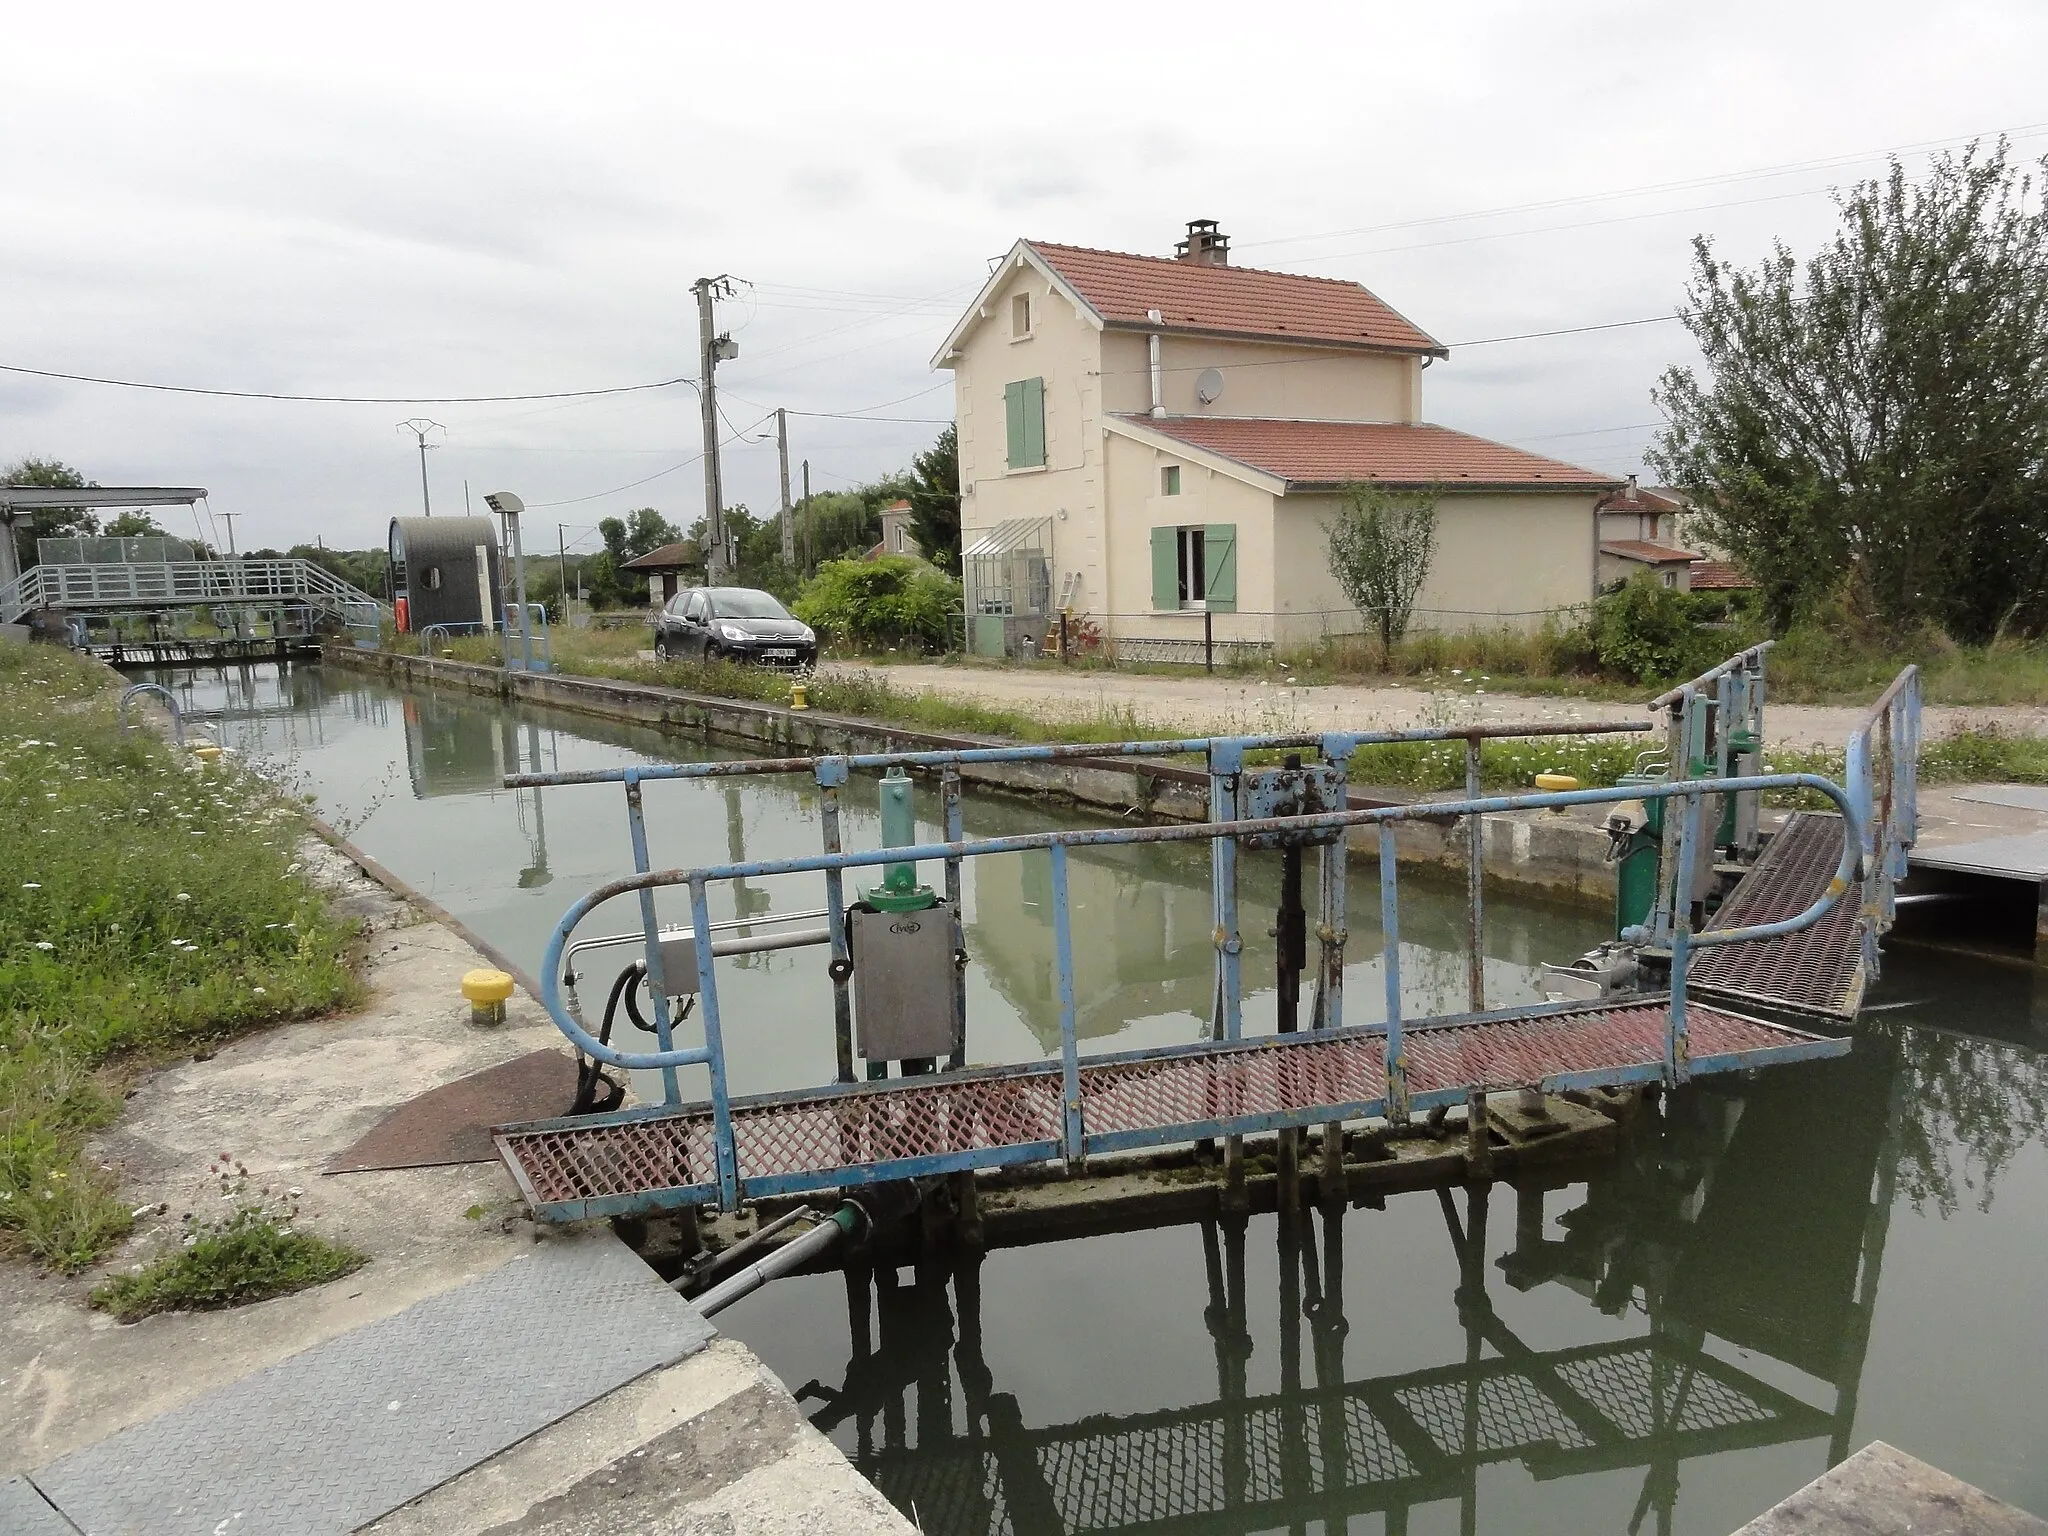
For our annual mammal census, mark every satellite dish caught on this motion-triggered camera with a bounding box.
[1195,367,1225,405]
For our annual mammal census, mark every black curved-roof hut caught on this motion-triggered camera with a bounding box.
[388,517,503,632]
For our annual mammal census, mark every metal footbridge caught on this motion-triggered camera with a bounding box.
[0,555,384,632]
[492,647,1919,1222]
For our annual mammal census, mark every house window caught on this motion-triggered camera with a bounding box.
[1149,524,1237,612]
[1161,465,1181,496]
[1005,377,1046,469]
[1661,570,1677,588]
[1011,292,1032,337]
[423,566,443,591]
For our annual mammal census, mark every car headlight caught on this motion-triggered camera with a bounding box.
[719,624,748,643]
[798,626,815,644]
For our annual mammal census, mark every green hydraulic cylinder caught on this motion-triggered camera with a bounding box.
[1613,772,1664,939]
[861,766,939,914]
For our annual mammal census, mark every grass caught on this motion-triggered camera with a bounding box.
[90,1159,364,1322]
[377,618,2048,793]
[0,644,361,1272]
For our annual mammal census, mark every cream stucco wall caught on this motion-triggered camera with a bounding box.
[1599,551,1693,592]
[951,263,1110,613]
[1273,491,1601,643]
[1102,430,1279,643]
[1099,332,1420,422]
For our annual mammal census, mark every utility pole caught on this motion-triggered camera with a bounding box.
[692,277,738,581]
[397,419,443,517]
[776,408,794,566]
[800,458,811,573]
[217,510,241,556]
[557,525,569,623]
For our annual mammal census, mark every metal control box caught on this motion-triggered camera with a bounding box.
[852,902,959,1061]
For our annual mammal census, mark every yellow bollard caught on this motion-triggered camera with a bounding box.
[460,968,515,1027]
[789,681,809,711]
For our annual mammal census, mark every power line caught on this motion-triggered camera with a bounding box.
[1236,120,2048,255]
[0,361,695,405]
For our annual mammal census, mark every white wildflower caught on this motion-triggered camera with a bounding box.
[21,882,39,889]
[34,941,55,952]
[176,892,191,902]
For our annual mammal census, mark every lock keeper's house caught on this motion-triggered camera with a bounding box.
[933,220,1622,661]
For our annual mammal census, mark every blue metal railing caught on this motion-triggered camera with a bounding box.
[117,682,185,748]
[529,767,1861,1210]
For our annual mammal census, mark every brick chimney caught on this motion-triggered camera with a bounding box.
[1174,219,1230,266]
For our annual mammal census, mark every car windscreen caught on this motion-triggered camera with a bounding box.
[708,589,792,620]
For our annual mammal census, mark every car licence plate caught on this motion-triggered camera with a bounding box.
[763,648,797,659]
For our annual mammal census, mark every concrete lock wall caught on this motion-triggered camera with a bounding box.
[327,646,1622,906]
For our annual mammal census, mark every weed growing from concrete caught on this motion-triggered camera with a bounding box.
[89,1155,365,1321]
[0,645,361,1272]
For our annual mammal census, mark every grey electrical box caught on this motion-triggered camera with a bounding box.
[655,929,700,995]
[852,902,960,1061]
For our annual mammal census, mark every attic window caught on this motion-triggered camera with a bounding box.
[1011,293,1032,338]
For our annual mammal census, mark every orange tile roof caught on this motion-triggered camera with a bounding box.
[1688,559,1753,589]
[1123,416,1619,491]
[1028,242,1444,355]
[1600,539,1701,564]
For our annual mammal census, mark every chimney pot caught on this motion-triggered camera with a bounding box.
[1174,219,1230,266]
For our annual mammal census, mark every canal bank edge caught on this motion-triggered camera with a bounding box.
[326,645,1623,906]
[3,695,913,1535]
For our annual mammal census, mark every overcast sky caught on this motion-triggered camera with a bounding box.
[4,0,2044,557]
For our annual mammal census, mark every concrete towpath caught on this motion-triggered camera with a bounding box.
[823,661,2048,750]
[1,834,910,1535]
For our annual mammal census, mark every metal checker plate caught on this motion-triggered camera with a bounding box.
[1688,812,1863,1018]
[499,1001,1822,1212]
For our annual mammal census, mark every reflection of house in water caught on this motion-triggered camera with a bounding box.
[970,844,1224,1047]
[801,1036,1906,1536]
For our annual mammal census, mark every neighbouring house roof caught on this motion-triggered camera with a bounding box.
[1596,484,1692,516]
[880,498,912,513]
[1688,559,1753,590]
[1112,415,1620,493]
[934,240,1445,364]
[1600,539,1701,565]
[621,540,702,571]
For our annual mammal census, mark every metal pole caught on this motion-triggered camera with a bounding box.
[1465,735,1485,1011]
[1380,822,1407,1125]
[1204,607,1214,673]
[777,408,795,566]
[557,526,569,624]
[693,1205,858,1316]
[509,509,533,671]
[801,459,811,573]
[695,277,730,582]
[818,758,856,1084]
[942,767,967,1071]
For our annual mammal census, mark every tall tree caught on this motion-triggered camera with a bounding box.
[907,425,961,574]
[1324,482,1438,658]
[2,457,96,571]
[1652,141,2048,639]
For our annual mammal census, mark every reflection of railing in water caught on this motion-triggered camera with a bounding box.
[809,1046,1902,1536]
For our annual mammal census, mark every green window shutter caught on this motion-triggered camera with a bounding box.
[1204,523,1238,612]
[1150,527,1178,610]
[1005,381,1026,468]
[1022,376,1046,466]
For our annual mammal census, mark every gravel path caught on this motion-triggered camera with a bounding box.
[820,662,2048,750]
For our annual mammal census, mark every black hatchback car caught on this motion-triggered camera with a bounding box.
[653,586,817,669]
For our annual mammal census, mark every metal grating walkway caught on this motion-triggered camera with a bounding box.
[497,999,1845,1220]
[1689,812,1864,1019]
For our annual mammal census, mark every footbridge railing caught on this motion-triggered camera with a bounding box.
[0,558,385,633]
[1645,648,1919,1012]
[502,716,1863,1214]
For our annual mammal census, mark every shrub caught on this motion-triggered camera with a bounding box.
[793,556,960,653]
[1591,575,1711,684]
